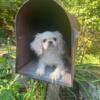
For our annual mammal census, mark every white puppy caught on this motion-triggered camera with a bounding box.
[30,31,65,81]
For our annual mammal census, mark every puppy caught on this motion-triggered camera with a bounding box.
[30,31,65,81]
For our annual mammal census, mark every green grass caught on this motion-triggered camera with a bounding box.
[0,44,100,100]
[0,44,47,100]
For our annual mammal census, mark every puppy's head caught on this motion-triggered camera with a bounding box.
[30,31,64,56]
[41,31,58,50]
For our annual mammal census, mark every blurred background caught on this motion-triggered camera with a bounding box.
[0,0,100,100]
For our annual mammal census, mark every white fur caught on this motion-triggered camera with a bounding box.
[30,31,65,81]
[36,63,45,76]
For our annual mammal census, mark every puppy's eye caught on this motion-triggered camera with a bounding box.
[53,38,57,41]
[43,39,47,42]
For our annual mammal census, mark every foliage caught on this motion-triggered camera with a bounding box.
[60,0,100,100]
[61,0,100,64]
[60,64,100,100]
[0,0,26,45]
[0,55,47,100]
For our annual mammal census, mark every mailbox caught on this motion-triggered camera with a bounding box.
[16,0,80,87]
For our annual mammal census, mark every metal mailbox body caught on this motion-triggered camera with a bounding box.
[16,0,80,87]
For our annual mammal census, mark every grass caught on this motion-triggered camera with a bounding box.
[0,44,47,100]
[0,44,100,100]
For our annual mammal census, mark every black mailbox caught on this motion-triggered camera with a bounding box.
[16,0,80,87]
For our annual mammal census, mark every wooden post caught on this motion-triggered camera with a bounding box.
[46,84,60,100]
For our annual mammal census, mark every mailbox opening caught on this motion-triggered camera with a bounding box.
[16,0,74,87]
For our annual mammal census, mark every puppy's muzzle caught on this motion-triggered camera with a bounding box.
[49,41,53,45]
[48,41,54,47]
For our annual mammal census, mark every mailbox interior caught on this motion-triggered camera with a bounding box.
[16,0,72,86]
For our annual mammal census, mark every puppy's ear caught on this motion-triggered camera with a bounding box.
[54,31,65,55]
[30,33,43,56]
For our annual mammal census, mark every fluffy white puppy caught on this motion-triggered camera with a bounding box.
[30,31,65,81]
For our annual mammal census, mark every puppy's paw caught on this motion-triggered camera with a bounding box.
[36,67,45,76]
[50,68,61,82]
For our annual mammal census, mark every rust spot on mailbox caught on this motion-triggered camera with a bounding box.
[15,0,80,87]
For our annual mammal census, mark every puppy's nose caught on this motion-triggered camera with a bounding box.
[49,41,52,44]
